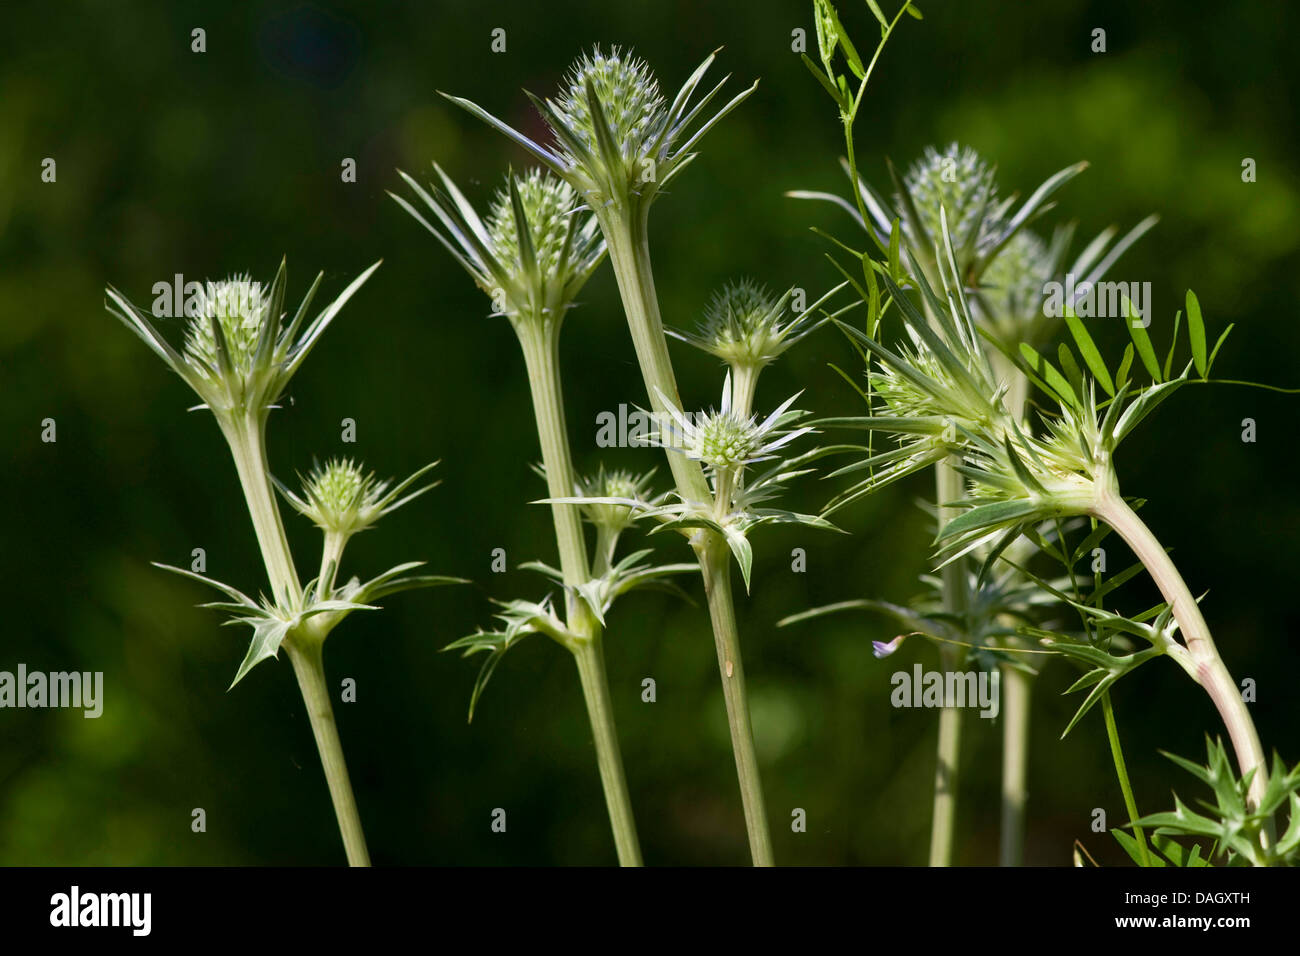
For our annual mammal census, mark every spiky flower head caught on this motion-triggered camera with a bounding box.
[658,374,810,483]
[980,230,1052,319]
[106,259,380,422]
[576,465,660,533]
[392,165,603,331]
[902,143,1000,256]
[442,46,757,214]
[182,276,268,372]
[281,458,439,539]
[551,49,665,168]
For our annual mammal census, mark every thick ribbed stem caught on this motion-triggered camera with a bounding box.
[1094,488,1268,809]
[220,417,302,607]
[601,210,775,865]
[699,538,774,866]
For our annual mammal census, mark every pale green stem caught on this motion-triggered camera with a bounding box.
[1093,486,1269,810]
[998,664,1031,867]
[515,320,643,866]
[601,209,775,865]
[729,363,761,420]
[515,324,590,592]
[220,416,302,607]
[592,525,619,579]
[992,348,1033,867]
[284,638,370,866]
[317,530,347,600]
[573,633,642,866]
[217,415,370,866]
[1101,691,1150,866]
[930,645,962,867]
[600,212,712,505]
[930,455,969,867]
[699,538,774,866]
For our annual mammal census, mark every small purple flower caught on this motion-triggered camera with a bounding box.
[872,635,908,659]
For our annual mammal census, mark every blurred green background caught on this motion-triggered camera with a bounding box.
[2,0,1298,865]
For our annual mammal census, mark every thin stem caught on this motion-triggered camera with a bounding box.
[1101,691,1150,866]
[1094,487,1268,808]
[284,638,370,866]
[516,324,590,592]
[699,539,774,866]
[930,643,962,867]
[218,414,368,866]
[317,530,346,600]
[514,319,643,866]
[602,210,775,864]
[998,663,1031,867]
[929,455,969,867]
[220,416,302,606]
[573,634,642,866]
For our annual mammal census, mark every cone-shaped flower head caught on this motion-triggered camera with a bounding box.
[901,143,1000,257]
[106,259,380,423]
[670,278,848,372]
[658,374,810,485]
[577,465,660,534]
[442,45,757,216]
[280,458,439,540]
[392,165,603,331]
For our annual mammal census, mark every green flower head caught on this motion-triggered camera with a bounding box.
[576,465,660,534]
[106,259,380,422]
[281,458,440,539]
[392,165,604,330]
[671,278,847,371]
[902,143,1000,256]
[657,375,810,478]
[442,45,757,215]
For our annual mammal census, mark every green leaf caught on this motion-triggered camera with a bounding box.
[828,2,867,79]
[865,0,887,27]
[1115,343,1135,392]
[888,219,902,281]
[1126,305,1163,382]
[938,499,1041,542]
[1063,314,1115,397]
[230,619,290,689]
[724,528,754,593]
[1020,343,1077,407]
[905,3,923,19]
[800,54,846,108]
[1113,829,1164,867]
[1186,290,1208,378]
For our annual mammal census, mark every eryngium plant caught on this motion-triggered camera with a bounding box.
[106,261,463,865]
[393,165,695,865]
[824,218,1273,820]
[443,45,799,865]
